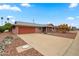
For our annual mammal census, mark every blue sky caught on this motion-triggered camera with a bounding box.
[0,3,79,28]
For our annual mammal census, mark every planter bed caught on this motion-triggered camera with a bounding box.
[47,32,77,39]
[0,32,43,56]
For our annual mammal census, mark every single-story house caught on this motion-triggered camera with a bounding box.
[12,21,54,34]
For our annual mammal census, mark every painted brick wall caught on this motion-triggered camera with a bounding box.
[12,26,18,34]
[35,27,42,33]
[18,26,36,34]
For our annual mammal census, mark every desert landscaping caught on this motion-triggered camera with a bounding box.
[0,30,78,56]
[0,32,43,56]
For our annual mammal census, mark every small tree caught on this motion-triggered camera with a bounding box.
[0,26,5,33]
[58,24,71,33]
[4,23,12,32]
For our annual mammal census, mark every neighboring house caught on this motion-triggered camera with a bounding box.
[71,27,77,31]
[12,21,54,34]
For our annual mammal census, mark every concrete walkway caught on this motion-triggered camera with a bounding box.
[16,44,32,53]
[64,32,79,56]
[18,33,73,56]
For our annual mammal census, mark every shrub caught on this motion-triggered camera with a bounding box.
[0,23,12,33]
[0,36,13,55]
[58,24,71,33]
[3,36,13,45]
[0,26,5,33]
[4,23,12,31]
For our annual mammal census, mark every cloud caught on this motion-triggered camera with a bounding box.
[76,16,79,18]
[11,19,15,23]
[71,23,74,26]
[21,3,31,7]
[47,22,52,24]
[6,16,15,24]
[7,16,14,18]
[69,3,78,8]
[0,4,21,12]
[67,17,75,20]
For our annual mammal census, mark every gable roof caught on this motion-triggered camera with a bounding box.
[13,21,54,27]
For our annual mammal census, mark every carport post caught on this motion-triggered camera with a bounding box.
[46,27,47,33]
[41,27,43,33]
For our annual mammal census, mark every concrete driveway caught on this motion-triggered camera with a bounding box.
[17,33,73,56]
[64,32,79,56]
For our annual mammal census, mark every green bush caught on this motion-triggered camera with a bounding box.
[4,23,12,31]
[0,23,12,33]
[0,26,5,33]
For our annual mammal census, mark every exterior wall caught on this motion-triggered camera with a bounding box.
[35,27,53,33]
[18,26,36,34]
[35,27,42,33]
[12,26,18,34]
[12,25,53,34]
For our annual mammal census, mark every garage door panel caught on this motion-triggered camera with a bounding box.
[18,26,35,34]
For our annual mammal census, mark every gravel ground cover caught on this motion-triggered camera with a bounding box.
[0,32,43,56]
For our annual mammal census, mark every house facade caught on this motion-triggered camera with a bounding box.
[12,21,54,34]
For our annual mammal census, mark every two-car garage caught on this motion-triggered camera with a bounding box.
[12,25,36,34]
[17,26,36,34]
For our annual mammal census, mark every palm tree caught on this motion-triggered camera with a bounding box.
[7,18,10,23]
[1,17,3,25]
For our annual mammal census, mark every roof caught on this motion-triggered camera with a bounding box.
[13,21,53,27]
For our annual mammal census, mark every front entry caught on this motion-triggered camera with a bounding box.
[42,27,46,33]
